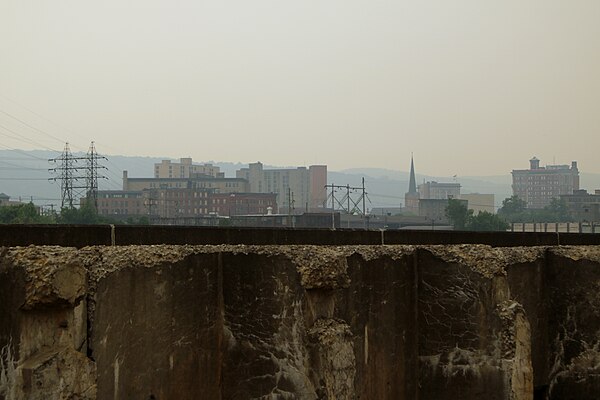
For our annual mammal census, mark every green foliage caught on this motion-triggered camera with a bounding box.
[125,216,150,225]
[58,201,102,224]
[544,198,570,222]
[445,199,472,230]
[218,218,232,227]
[0,200,151,225]
[0,203,53,224]
[468,211,510,231]
[498,196,572,223]
[498,195,526,217]
[446,199,509,231]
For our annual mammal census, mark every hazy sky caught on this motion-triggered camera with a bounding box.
[1,0,599,176]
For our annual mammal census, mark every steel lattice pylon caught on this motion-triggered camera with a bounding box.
[49,142,107,209]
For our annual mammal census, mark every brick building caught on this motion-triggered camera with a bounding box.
[208,193,277,216]
[95,191,146,217]
[95,189,276,219]
[512,157,579,209]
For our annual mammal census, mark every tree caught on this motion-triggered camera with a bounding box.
[0,203,52,224]
[544,198,570,222]
[498,196,527,222]
[498,195,573,223]
[58,201,101,224]
[446,199,510,231]
[445,199,472,230]
[468,211,510,231]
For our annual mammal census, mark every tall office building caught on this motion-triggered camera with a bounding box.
[512,157,579,209]
[236,162,327,213]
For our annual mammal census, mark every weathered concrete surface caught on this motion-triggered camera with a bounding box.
[1,244,600,399]
[543,247,600,400]
[0,246,95,400]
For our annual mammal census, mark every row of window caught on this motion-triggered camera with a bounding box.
[99,201,142,207]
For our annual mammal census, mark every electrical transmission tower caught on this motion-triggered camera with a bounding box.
[49,142,107,209]
[86,142,108,208]
[324,178,370,216]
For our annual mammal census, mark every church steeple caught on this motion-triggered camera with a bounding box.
[408,154,417,193]
[404,154,420,214]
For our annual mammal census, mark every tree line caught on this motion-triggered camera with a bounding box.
[0,201,149,225]
[445,195,572,231]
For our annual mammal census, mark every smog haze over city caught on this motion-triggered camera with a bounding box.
[1,0,599,178]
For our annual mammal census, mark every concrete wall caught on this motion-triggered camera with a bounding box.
[2,244,600,399]
[1,225,600,248]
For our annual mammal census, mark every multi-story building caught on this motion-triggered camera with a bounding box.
[512,157,579,209]
[123,171,249,194]
[154,158,223,179]
[418,181,461,200]
[235,162,327,213]
[561,189,600,222]
[95,190,146,217]
[460,193,495,214]
[308,165,328,211]
[95,189,277,219]
[208,193,277,216]
[150,188,212,218]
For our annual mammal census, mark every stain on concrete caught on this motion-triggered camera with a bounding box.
[1,244,600,399]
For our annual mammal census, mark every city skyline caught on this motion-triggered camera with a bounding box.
[1,1,600,176]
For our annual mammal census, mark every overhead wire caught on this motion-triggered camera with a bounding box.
[0,108,67,147]
[0,144,49,161]
[0,94,91,152]
[0,97,170,193]
[0,123,60,152]
[0,100,127,192]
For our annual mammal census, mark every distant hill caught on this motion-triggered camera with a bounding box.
[2,150,599,210]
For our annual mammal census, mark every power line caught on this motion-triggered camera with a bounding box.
[0,123,60,152]
[325,178,370,216]
[0,144,49,161]
[0,160,47,171]
[0,177,49,180]
[0,108,66,146]
[0,95,90,152]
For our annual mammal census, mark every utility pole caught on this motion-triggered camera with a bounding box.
[362,178,366,216]
[291,191,295,228]
[324,180,369,216]
[287,187,295,227]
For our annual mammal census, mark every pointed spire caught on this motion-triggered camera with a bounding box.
[408,153,417,193]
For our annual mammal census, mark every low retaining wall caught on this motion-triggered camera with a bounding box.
[1,244,600,399]
[1,225,600,247]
